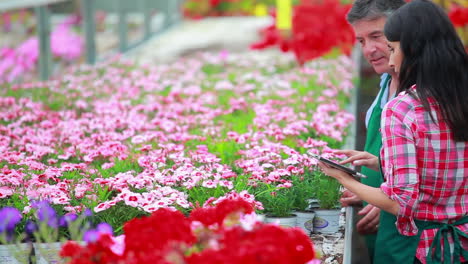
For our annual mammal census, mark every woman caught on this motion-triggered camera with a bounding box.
[318,0,468,263]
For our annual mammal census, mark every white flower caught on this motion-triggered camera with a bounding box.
[239,212,260,231]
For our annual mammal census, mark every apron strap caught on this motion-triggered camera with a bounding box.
[419,216,468,264]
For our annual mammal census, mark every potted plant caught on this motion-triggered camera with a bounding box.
[310,170,342,234]
[0,201,100,264]
[0,207,32,264]
[29,201,90,264]
[291,173,316,234]
[254,182,297,227]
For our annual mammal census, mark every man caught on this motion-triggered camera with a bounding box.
[335,0,405,262]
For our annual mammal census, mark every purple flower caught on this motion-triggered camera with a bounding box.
[96,223,113,235]
[83,229,99,243]
[32,201,58,228]
[79,208,94,227]
[83,223,113,243]
[25,220,38,236]
[59,213,78,227]
[0,207,22,233]
[82,208,93,218]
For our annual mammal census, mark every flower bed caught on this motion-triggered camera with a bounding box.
[0,50,355,261]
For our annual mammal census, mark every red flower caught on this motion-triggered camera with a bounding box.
[186,224,315,264]
[189,198,254,226]
[61,199,317,263]
[449,6,468,27]
[123,208,196,263]
[60,235,121,264]
[250,24,282,50]
[209,0,222,7]
[60,241,83,258]
[292,0,354,64]
[251,0,355,64]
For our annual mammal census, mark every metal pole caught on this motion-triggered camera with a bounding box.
[82,0,96,64]
[164,0,171,28]
[143,0,151,40]
[118,0,128,52]
[170,0,179,24]
[174,0,182,22]
[343,206,354,264]
[35,5,51,81]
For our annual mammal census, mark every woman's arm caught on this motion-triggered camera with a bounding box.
[317,163,400,215]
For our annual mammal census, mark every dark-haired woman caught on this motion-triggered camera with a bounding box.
[319,0,468,263]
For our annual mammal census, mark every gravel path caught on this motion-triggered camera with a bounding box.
[125,16,273,64]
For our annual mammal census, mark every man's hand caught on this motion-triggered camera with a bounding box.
[340,189,362,207]
[333,149,380,172]
[356,204,381,234]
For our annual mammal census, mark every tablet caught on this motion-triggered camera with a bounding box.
[310,154,367,178]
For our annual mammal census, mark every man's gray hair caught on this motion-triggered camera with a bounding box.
[346,0,406,24]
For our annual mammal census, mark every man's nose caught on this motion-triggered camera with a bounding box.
[363,43,377,56]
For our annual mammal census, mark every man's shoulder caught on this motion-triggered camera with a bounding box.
[379,73,390,89]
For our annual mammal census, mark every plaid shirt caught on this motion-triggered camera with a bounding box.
[380,87,468,263]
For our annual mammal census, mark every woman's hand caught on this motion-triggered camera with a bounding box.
[317,161,356,183]
[319,160,400,216]
[333,149,380,171]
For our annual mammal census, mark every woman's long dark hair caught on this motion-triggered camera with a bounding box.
[384,0,468,141]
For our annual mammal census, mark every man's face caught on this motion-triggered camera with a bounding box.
[352,17,392,75]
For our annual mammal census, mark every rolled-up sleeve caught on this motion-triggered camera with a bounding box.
[380,97,420,236]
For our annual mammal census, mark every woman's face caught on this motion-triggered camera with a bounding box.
[387,41,403,74]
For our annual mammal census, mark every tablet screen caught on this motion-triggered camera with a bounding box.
[309,154,366,178]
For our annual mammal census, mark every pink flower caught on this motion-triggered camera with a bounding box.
[202,180,217,188]
[110,235,125,256]
[101,162,114,170]
[0,186,13,198]
[94,202,113,213]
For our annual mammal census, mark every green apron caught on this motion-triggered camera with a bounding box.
[361,75,390,261]
[375,214,468,263]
